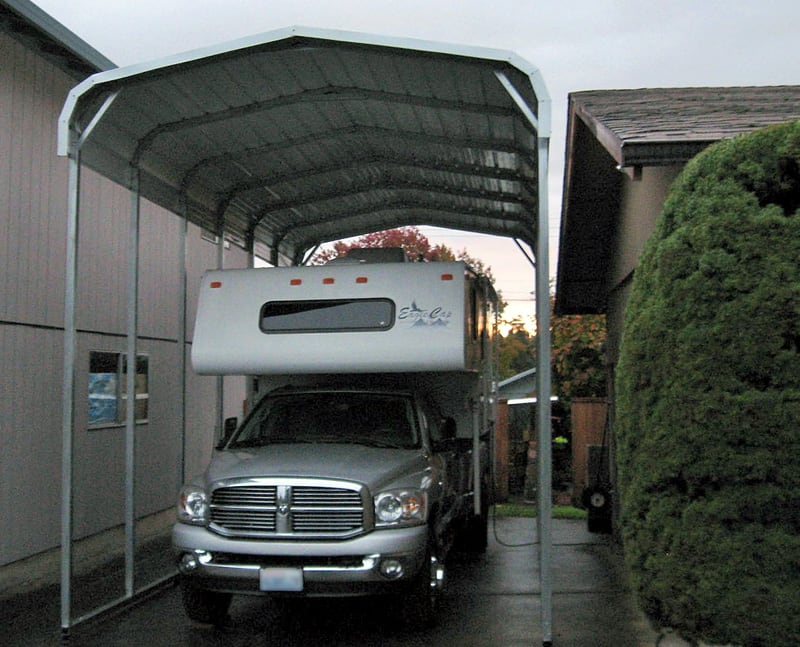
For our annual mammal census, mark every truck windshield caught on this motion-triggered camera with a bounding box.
[229,392,419,449]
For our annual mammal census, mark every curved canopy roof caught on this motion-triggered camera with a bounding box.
[56,28,554,639]
[58,26,549,265]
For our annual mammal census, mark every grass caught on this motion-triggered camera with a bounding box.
[493,501,587,520]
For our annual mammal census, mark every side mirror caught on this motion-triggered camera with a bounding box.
[433,417,457,452]
[218,416,238,448]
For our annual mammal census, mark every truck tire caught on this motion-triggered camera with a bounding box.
[180,581,232,625]
[405,543,445,627]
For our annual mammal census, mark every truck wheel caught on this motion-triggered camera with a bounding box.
[180,581,232,625]
[406,545,445,627]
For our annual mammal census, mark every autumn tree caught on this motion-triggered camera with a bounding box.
[310,227,454,264]
[550,304,607,401]
[498,322,536,380]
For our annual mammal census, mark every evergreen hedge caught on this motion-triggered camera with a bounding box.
[616,121,800,646]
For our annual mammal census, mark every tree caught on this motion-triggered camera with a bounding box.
[498,322,536,380]
[616,121,800,646]
[310,228,455,264]
[550,304,607,401]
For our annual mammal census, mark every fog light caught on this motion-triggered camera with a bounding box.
[379,558,404,579]
[178,552,199,573]
[178,551,211,574]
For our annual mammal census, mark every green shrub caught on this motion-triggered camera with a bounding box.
[616,121,800,646]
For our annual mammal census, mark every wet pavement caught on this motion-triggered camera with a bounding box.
[3,517,662,646]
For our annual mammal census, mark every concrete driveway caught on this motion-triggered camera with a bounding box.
[3,517,661,646]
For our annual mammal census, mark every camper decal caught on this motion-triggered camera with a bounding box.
[398,301,452,328]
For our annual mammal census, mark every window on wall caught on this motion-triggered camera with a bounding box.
[88,351,149,427]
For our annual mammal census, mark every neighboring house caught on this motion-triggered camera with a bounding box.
[0,0,247,567]
[498,367,537,401]
[555,85,800,506]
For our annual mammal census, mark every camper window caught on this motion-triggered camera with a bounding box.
[259,298,394,333]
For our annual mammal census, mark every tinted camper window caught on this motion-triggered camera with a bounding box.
[260,299,395,333]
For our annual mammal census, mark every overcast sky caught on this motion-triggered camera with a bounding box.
[32,0,800,326]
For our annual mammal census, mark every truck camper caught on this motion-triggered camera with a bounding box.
[173,250,498,626]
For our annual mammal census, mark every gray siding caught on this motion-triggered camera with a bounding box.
[0,27,249,566]
[0,325,64,563]
[0,31,71,329]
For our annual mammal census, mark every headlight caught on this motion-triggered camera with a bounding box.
[177,485,209,525]
[375,490,427,527]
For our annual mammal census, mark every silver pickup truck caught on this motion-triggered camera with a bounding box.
[172,384,489,626]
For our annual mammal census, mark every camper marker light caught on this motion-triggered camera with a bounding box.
[356,276,368,284]
[440,273,453,281]
[290,278,302,286]
[210,281,222,288]
[323,277,335,284]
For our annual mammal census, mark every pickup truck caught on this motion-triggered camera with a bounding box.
[172,383,489,626]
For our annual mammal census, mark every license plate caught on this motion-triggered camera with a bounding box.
[259,567,303,592]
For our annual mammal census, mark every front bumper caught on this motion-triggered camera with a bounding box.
[172,523,428,596]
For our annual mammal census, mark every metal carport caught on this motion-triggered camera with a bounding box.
[57,26,553,644]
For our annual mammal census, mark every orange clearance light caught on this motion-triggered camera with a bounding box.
[356,276,368,284]
[440,273,454,281]
[210,281,222,288]
[290,278,302,286]
[323,277,335,285]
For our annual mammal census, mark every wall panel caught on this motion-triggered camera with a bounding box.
[0,324,63,565]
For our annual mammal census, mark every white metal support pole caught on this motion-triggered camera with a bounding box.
[124,168,141,598]
[58,88,120,641]
[496,66,553,646]
[178,203,188,484]
[216,230,224,442]
[535,133,553,647]
[245,230,256,410]
[472,399,482,514]
[60,140,81,639]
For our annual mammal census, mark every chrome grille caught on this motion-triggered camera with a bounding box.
[209,481,365,538]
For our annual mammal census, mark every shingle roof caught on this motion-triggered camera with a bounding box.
[571,86,800,167]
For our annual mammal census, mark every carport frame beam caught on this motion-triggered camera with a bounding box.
[496,68,553,646]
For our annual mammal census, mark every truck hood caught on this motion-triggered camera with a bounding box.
[204,444,431,493]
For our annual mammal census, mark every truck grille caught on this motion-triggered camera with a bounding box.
[209,481,366,539]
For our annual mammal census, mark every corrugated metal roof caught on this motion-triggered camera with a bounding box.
[58,26,549,265]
